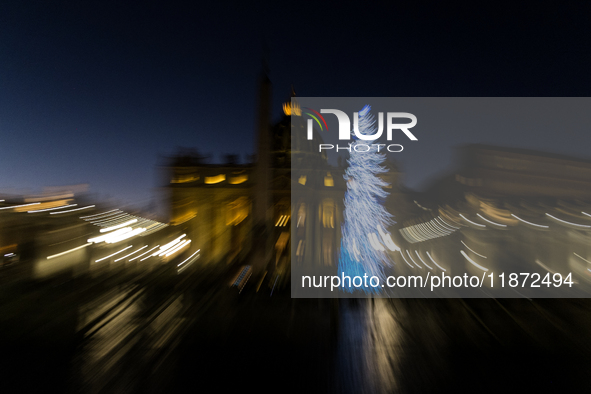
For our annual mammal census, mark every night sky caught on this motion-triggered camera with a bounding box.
[1,1,590,209]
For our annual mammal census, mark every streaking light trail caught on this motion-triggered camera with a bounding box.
[398,250,414,268]
[476,213,507,227]
[426,251,446,271]
[459,214,486,228]
[95,245,133,263]
[461,240,487,258]
[130,245,160,261]
[414,250,432,270]
[460,250,489,271]
[511,214,549,228]
[28,204,77,213]
[47,243,92,260]
[51,205,95,214]
[114,245,148,262]
[545,213,591,228]
[0,202,40,210]
[406,250,422,269]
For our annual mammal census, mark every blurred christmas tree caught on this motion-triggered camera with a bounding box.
[337,105,399,293]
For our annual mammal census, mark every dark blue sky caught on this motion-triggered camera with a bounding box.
[1,1,590,208]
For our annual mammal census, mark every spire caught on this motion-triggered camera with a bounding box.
[282,85,301,116]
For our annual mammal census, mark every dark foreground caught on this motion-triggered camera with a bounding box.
[1,263,590,393]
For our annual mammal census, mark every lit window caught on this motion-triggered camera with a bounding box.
[205,174,226,184]
[229,174,248,184]
[171,174,199,183]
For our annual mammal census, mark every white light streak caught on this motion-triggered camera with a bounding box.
[100,219,138,232]
[90,214,129,225]
[28,204,77,213]
[440,215,462,228]
[426,251,446,271]
[80,209,119,219]
[88,212,127,222]
[377,224,400,251]
[161,239,190,256]
[178,249,200,267]
[0,202,40,210]
[165,239,191,257]
[95,245,133,263]
[461,240,487,258]
[404,226,425,242]
[545,213,591,228]
[406,250,422,269]
[399,250,414,268]
[460,250,489,271]
[114,245,148,262]
[368,233,385,251]
[510,214,548,228]
[47,243,92,260]
[476,213,507,227]
[106,227,146,243]
[415,250,432,270]
[459,214,486,228]
[177,249,201,273]
[535,259,556,274]
[51,205,95,214]
[574,253,591,264]
[143,223,167,235]
[88,227,132,243]
[400,216,459,244]
[130,245,160,261]
[437,216,459,229]
[155,234,186,255]
[429,220,452,234]
[399,229,413,243]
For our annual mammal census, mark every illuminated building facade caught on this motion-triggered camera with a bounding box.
[166,84,365,279]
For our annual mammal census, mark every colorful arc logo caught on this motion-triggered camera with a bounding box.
[303,108,328,131]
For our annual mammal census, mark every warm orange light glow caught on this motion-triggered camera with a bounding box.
[171,212,197,225]
[324,173,334,187]
[226,197,249,226]
[229,174,248,184]
[298,175,307,185]
[205,174,226,184]
[15,199,71,212]
[171,174,199,183]
[0,244,17,254]
[275,215,290,227]
[282,102,301,116]
[322,199,335,228]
